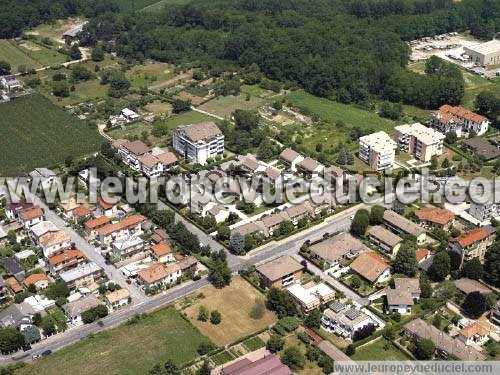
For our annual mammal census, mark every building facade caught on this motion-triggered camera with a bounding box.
[359,131,396,171]
[172,122,224,165]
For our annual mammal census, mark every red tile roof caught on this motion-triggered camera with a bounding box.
[151,242,171,257]
[48,249,86,266]
[23,273,48,287]
[435,104,487,124]
[84,216,110,230]
[415,207,455,225]
[97,215,145,237]
[350,252,389,283]
[20,207,43,221]
[415,248,431,262]
[73,205,91,218]
[98,198,119,211]
[453,228,491,248]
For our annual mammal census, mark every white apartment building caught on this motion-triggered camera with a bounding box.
[394,123,445,162]
[359,131,396,171]
[172,122,224,165]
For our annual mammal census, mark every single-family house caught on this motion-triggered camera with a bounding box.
[383,210,427,244]
[18,207,43,229]
[0,279,8,303]
[29,168,56,189]
[261,211,291,236]
[308,233,369,270]
[448,227,495,263]
[30,221,59,244]
[23,274,49,290]
[367,225,402,257]
[350,252,391,284]
[221,354,292,375]
[256,255,304,289]
[151,242,174,263]
[286,283,335,313]
[64,295,101,324]
[112,234,145,260]
[284,201,314,225]
[454,278,492,295]
[0,74,23,92]
[457,322,490,346]
[231,221,268,239]
[60,262,103,290]
[104,289,130,311]
[386,278,421,314]
[96,198,120,217]
[151,228,170,245]
[47,249,87,275]
[137,263,181,288]
[415,207,455,230]
[97,215,146,245]
[178,255,198,275]
[6,201,34,221]
[0,303,36,329]
[83,216,110,238]
[40,230,71,258]
[5,277,23,294]
[121,108,140,121]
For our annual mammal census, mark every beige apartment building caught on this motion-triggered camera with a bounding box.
[394,123,445,162]
[359,131,396,171]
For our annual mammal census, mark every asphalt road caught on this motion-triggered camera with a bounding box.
[1,195,382,366]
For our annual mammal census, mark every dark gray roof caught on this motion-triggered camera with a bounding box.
[462,137,500,160]
[329,301,345,313]
[345,309,361,320]
[2,257,24,275]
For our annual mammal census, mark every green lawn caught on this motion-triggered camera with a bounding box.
[198,94,266,118]
[140,0,193,12]
[0,40,42,70]
[0,95,103,176]
[462,71,500,109]
[16,307,213,375]
[18,40,67,67]
[285,91,396,134]
[352,337,411,361]
[241,84,275,98]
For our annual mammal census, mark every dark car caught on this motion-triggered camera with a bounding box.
[97,321,104,327]
[22,344,31,352]
[41,350,52,357]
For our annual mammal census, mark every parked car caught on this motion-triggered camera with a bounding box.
[41,350,52,357]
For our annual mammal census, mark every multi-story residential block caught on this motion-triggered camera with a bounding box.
[394,123,445,162]
[448,227,495,262]
[173,121,224,165]
[321,301,376,340]
[256,255,304,289]
[138,151,178,179]
[430,105,489,137]
[469,198,500,222]
[359,131,396,171]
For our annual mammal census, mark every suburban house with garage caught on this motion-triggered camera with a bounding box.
[308,233,369,270]
[23,274,49,290]
[349,252,391,284]
[64,295,101,325]
[256,255,304,289]
[137,263,181,288]
[18,207,44,229]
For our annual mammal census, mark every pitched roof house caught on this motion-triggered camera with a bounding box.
[415,207,455,229]
[350,252,390,284]
[256,255,304,289]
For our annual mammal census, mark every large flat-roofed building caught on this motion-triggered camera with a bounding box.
[172,122,224,165]
[464,39,500,66]
[359,131,396,171]
[394,123,445,162]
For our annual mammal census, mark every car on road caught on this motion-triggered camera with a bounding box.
[41,350,52,357]
[97,321,104,327]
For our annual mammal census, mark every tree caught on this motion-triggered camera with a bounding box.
[44,282,69,300]
[0,328,24,353]
[463,258,483,280]
[351,275,361,289]
[229,232,245,255]
[198,305,209,322]
[208,251,231,288]
[210,310,221,325]
[249,298,266,319]
[108,70,130,98]
[415,339,435,360]
[462,291,487,318]
[257,138,275,160]
[266,288,297,318]
[484,241,500,287]
[419,275,433,298]
[149,359,180,375]
[52,81,70,97]
[350,209,369,236]
[266,335,284,353]
[216,225,230,241]
[91,45,105,61]
[428,251,450,281]
[318,355,333,374]
[369,205,385,225]
[392,240,417,276]
[445,131,457,145]
[345,344,356,356]
[430,155,438,170]
[69,44,82,60]
[71,65,92,81]
[0,61,11,75]
[281,346,305,370]
[22,325,40,345]
[304,309,321,329]
[278,220,294,236]
[172,99,191,113]
[197,341,216,355]
[196,361,211,375]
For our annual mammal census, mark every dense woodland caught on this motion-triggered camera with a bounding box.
[2,0,500,107]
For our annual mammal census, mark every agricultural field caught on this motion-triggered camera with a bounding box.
[183,277,277,346]
[351,337,411,361]
[16,307,212,375]
[198,94,266,119]
[0,95,103,176]
[0,40,42,70]
[241,84,276,98]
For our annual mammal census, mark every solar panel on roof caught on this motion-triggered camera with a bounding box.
[345,309,361,320]
[329,301,345,313]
